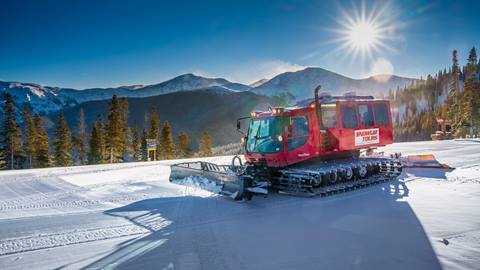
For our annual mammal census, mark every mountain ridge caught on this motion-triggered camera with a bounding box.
[253,67,417,101]
[0,74,252,114]
[1,68,417,115]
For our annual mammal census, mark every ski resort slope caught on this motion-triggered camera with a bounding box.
[0,140,479,270]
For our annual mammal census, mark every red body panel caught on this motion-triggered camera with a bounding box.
[244,99,393,168]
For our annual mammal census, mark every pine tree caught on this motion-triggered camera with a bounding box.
[22,105,37,168]
[149,107,159,140]
[132,124,141,161]
[74,108,87,165]
[140,128,148,161]
[175,132,193,158]
[106,95,124,163]
[467,47,477,69]
[461,47,480,135]
[88,122,100,164]
[199,131,213,157]
[447,49,461,133]
[1,93,23,169]
[149,107,160,160]
[33,114,51,167]
[53,112,73,167]
[99,118,108,163]
[88,117,105,164]
[120,98,132,160]
[159,120,175,160]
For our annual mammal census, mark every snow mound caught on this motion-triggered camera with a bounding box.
[172,176,223,194]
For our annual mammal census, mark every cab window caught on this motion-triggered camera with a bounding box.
[340,104,358,128]
[321,104,337,128]
[246,117,284,153]
[358,104,375,127]
[287,116,309,150]
[374,103,390,126]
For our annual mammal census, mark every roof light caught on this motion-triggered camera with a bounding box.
[250,112,256,117]
[272,107,284,114]
[310,103,316,109]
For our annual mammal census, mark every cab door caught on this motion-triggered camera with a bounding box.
[285,115,312,165]
[337,102,360,150]
[355,102,380,147]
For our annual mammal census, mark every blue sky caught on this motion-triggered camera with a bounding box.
[1,0,479,88]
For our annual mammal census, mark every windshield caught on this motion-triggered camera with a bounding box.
[246,117,284,153]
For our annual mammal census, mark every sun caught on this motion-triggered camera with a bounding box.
[317,0,400,66]
[348,22,379,50]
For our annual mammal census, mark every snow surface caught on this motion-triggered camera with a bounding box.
[0,140,479,269]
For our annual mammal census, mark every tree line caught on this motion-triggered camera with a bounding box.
[388,46,480,141]
[0,94,213,170]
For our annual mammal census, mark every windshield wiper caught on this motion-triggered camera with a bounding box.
[252,125,262,150]
[255,136,276,151]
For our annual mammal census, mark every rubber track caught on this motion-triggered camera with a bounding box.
[272,158,402,197]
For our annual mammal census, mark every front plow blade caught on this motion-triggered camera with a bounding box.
[169,161,249,200]
[400,154,453,169]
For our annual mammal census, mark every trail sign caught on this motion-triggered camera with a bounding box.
[146,139,157,161]
[146,139,157,151]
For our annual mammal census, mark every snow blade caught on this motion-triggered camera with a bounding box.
[400,154,453,169]
[169,161,251,200]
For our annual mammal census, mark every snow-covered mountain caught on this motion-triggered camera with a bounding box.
[0,74,252,114]
[253,67,417,102]
[1,68,417,115]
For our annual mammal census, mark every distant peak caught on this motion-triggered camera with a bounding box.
[173,73,199,79]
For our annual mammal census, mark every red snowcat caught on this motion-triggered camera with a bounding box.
[170,86,404,200]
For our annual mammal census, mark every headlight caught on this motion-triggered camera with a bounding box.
[277,135,283,142]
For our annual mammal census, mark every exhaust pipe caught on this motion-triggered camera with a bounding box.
[314,85,323,130]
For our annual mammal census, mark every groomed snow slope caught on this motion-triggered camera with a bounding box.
[0,140,479,270]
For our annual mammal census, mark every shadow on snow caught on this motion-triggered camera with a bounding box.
[82,179,442,270]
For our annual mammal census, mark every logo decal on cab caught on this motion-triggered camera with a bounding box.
[354,128,379,146]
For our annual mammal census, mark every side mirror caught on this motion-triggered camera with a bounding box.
[236,121,241,130]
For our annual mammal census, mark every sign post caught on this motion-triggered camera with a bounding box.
[146,139,157,161]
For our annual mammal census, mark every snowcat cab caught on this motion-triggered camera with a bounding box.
[242,86,393,168]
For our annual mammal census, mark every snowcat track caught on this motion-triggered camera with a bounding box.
[170,157,402,200]
[271,157,402,198]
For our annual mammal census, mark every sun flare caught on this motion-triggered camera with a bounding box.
[348,22,378,50]
[320,0,401,68]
